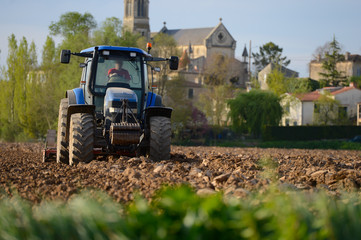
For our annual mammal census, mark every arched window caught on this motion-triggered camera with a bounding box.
[137,0,144,17]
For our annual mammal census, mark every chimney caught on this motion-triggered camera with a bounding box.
[345,52,351,61]
[317,54,321,62]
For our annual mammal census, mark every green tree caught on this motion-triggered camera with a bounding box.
[40,36,60,130]
[50,12,97,93]
[267,66,310,96]
[119,30,144,48]
[163,75,192,139]
[252,42,290,72]
[0,35,40,140]
[197,85,233,126]
[228,90,283,137]
[319,36,347,86]
[350,76,361,88]
[93,17,122,45]
[49,12,96,38]
[151,33,179,96]
[313,91,345,125]
[92,17,143,47]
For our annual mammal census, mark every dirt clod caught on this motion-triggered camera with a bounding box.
[1,143,361,203]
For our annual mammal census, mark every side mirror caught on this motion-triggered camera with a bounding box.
[60,50,71,64]
[169,56,179,70]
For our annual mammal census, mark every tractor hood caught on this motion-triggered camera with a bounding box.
[104,87,138,114]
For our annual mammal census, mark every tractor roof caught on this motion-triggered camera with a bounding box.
[80,46,150,56]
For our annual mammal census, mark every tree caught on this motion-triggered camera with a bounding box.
[40,36,60,131]
[252,42,290,72]
[93,17,122,46]
[204,54,240,86]
[50,12,97,92]
[228,90,283,137]
[151,33,179,96]
[313,91,342,125]
[197,85,233,127]
[0,35,42,140]
[49,12,96,38]
[312,41,331,60]
[319,36,347,86]
[163,75,192,139]
[267,66,310,96]
[92,17,143,47]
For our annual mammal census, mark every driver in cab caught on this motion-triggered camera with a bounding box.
[107,59,131,83]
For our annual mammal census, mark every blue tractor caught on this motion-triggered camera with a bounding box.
[55,45,178,165]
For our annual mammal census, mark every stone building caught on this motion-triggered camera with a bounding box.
[258,63,299,90]
[309,52,361,81]
[122,0,247,88]
[123,0,150,39]
[152,20,249,97]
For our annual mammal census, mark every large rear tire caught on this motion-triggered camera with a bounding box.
[149,116,171,161]
[68,113,95,166]
[56,98,69,164]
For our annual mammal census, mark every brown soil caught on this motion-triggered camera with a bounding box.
[1,142,361,203]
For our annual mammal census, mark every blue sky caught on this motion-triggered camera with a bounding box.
[0,0,360,77]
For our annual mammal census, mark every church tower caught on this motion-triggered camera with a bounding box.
[123,0,150,40]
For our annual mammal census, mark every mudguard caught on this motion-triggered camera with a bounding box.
[66,88,85,104]
[146,92,162,107]
[65,104,95,141]
[145,107,172,123]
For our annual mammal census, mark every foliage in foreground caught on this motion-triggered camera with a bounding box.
[1,186,361,239]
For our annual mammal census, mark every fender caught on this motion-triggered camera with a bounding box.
[65,104,96,141]
[66,88,85,105]
[146,92,162,107]
[145,106,172,124]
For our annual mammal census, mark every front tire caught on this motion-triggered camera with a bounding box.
[56,98,69,164]
[68,113,95,166]
[149,116,171,161]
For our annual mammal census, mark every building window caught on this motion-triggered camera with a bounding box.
[357,67,361,77]
[285,119,290,126]
[137,0,145,17]
[188,88,194,99]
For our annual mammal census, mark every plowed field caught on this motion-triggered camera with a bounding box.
[1,142,361,203]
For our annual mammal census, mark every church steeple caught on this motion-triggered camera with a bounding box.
[123,0,150,40]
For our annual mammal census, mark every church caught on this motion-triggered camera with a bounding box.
[122,0,248,92]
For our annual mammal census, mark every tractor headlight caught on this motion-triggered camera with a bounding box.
[109,107,122,113]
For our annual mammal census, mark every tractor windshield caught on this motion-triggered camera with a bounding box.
[94,54,143,92]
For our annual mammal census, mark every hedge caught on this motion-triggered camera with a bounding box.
[263,126,361,141]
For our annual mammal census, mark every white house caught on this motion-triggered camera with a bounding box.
[281,83,361,126]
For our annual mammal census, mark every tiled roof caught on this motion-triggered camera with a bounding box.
[297,91,321,101]
[161,27,214,46]
[296,86,358,101]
